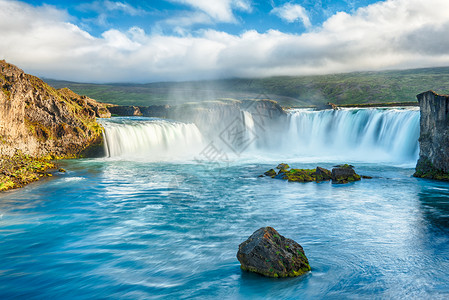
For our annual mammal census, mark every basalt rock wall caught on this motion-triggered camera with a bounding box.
[414,90,449,180]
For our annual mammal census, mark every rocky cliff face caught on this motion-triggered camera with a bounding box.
[414,90,449,180]
[0,60,110,157]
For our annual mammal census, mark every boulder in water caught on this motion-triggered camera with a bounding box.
[237,227,311,278]
[264,169,276,177]
[331,165,361,184]
[314,166,332,181]
[286,169,315,182]
[276,163,290,170]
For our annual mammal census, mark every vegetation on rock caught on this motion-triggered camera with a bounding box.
[414,158,449,181]
[237,227,311,278]
[414,91,449,181]
[0,59,110,158]
[0,60,111,191]
[0,150,55,191]
[261,163,362,184]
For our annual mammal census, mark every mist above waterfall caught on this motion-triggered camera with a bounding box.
[99,107,419,165]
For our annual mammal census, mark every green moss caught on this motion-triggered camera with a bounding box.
[414,158,449,181]
[0,150,56,191]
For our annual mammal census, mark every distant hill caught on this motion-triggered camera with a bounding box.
[46,66,449,107]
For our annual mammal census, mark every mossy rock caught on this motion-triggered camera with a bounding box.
[331,166,361,184]
[414,158,449,181]
[264,169,276,177]
[237,227,311,278]
[276,163,290,170]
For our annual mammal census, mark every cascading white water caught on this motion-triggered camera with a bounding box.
[282,108,420,163]
[98,108,420,164]
[98,117,205,160]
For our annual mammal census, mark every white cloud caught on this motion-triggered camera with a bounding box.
[1,0,449,83]
[271,2,311,28]
[168,0,252,23]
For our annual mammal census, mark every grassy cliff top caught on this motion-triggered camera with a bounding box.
[47,66,449,107]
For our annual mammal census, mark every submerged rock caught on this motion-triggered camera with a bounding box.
[237,227,311,278]
[331,165,361,184]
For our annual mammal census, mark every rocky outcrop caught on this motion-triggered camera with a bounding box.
[0,60,109,158]
[237,227,311,278]
[331,164,361,184]
[261,164,361,184]
[414,91,449,181]
[108,105,142,116]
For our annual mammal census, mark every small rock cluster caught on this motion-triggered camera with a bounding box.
[261,163,362,184]
[237,227,310,278]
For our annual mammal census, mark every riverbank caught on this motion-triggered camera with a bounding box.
[0,151,57,191]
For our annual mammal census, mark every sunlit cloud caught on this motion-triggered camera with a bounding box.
[168,0,252,23]
[271,2,311,28]
[0,0,449,83]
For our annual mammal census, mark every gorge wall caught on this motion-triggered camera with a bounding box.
[414,90,449,180]
[0,60,110,158]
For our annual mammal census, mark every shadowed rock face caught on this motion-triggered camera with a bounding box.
[237,227,311,278]
[331,165,361,184]
[414,91,449,180]
[0,60,109,157]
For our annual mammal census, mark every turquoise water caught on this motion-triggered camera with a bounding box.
[1,159,449,299]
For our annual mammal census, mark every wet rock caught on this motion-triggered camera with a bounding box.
[274,170,288,179]
[314,166,332,181]
[331,165,361,184]
[414,91,449,181]
[361,175,372,179]
[237,227,311,278]
[276,163,290,170]
[264,169,276,177]
[333,164,354,169]
[286,169,315,182]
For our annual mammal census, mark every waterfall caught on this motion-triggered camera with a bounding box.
[98,117,204,160]
[99,108,420,164]
[282,108,420,163]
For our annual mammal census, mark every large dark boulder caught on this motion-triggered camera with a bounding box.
[237,227,311,278]
[331,165,361,184]
[314,166,332,181]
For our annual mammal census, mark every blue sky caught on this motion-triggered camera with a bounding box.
[18,0,379,37]
[1,0,449,82]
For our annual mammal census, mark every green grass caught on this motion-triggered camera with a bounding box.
[46,66,449,107]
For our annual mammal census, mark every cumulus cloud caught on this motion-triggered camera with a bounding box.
[271,2,311,28]
[168,0,252,23]
[1,0,449,83]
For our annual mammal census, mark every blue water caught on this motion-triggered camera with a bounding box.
[1,159,449,299]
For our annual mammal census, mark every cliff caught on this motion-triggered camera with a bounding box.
[414,90,449,180]
[1,60,110,191]
[0,60,110,158]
